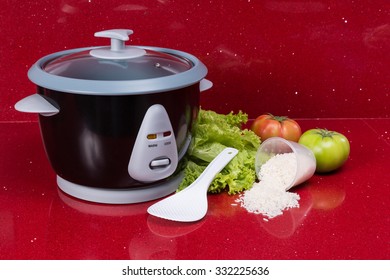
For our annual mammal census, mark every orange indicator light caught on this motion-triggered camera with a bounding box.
[147,134,157,140]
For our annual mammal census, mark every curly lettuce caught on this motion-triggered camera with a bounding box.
[178,109,260,194]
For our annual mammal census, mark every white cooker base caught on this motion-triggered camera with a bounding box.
[56,174,183,204]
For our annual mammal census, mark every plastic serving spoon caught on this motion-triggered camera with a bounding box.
[147,147,238,222]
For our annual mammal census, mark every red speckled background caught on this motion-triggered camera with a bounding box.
[2,0,389,121]
[0,0,389,261]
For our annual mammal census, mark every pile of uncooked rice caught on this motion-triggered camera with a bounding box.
[235,153,300,220]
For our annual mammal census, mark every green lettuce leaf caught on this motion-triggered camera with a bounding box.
[178,109,260,194]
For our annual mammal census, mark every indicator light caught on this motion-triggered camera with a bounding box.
[147,134,157,140]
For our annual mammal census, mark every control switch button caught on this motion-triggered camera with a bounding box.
[150,158,171,169]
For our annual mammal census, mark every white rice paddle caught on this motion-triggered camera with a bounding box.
[147,147,238,222]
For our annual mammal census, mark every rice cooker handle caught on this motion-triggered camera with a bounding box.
[199,79,213,92]
[90,29,146,59]
[14,94,59,117]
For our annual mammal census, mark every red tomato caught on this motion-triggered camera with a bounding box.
[251,114,302,142]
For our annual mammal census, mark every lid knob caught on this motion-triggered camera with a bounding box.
[90,29,146,59]
[95,29,133,51]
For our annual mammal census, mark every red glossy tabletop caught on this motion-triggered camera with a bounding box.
[1,0,389,261]
[0,119,388,260]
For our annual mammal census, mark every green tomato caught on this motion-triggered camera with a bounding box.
[298,129,350,173]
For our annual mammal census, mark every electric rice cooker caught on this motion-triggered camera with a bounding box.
[15,29,212,204]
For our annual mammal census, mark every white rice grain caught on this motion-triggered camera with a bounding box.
[236,153,300,219]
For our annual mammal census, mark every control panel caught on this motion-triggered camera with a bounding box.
[128,104,178,182]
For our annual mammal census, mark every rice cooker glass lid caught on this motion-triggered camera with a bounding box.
[44,48,192,81]
[28,29,208,95]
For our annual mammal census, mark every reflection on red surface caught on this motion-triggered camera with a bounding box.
[308,181,346,211]
[57,190,146,216]
[257,187,313,239]
[207,192,242,218]
[47,191,147,259]
[0,211,15,254]
[52,190,206,260]
[128,230,178,260]
[363,24,390,52]
[1,114,389,259]
[147,216,205,238]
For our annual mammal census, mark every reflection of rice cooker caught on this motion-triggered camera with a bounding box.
[15,29,212,204]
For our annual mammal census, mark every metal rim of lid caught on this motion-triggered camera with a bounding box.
[28,46,208,95]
